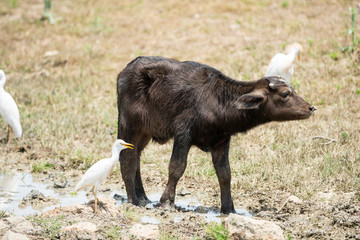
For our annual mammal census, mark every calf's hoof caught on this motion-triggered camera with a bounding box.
[137,194,151,203]
[221,207,236,215]
[158,199,175,209]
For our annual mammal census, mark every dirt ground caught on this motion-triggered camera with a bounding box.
[1,170,359,239]
[1,0,360,239]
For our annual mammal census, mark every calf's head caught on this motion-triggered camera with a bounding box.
[234,76,315,121]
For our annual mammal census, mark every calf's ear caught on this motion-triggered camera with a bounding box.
[233,92,265,110]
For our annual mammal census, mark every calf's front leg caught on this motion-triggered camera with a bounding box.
[211,137,235,214]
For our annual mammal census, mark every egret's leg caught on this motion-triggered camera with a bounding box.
[7,126,12,144]
[91,186,98,213]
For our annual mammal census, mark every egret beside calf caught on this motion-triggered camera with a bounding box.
[0,70,22,143]
[265,42,302,84]
[75,139,134,213]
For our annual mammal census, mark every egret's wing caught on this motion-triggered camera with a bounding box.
[0,91,22,137]
[75,158,113,191]
[265,53,287,77]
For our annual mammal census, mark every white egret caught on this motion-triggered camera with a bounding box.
[0,70,22,143]
[75,139,134,213]
[265,42,303,84]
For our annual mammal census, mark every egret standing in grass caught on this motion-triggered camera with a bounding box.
[265,42,303,84]
[75,139,134,213]
[0,70,22,143]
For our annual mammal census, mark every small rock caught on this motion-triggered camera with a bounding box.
[42,197,119,217]
[194,206,208,214]
[54,179,67,188]
[12,220,42,235]
[128,224,159,240]
[113,193,126,202]
[24,190,44,201]
[3,216,26,226]
[1,230,30,240]
[44,50,59,57]
[316,190,335,201]
[60,222,97,240]
[304,228,325,237]
[178,188,191,196]
[0,220,9,236]
[227,214,285,240]
[288,195,303,204]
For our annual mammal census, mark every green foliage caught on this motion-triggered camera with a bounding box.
[9,0,17,8]
[68,149,94,169]
[320,154,340,179]
[120,205,138,221]
[307,37,313,47]
[30,215,65,239]
[160,233,180,240]
[105,226,122,240]
[356,89,360,96]
[281,1,289,8]
[69,191,78,197]
[341,131,350,140]
[329,51,340,60]
[291,78,300,88]
[342,7,359,53]
[91,16,102,33]
[32,162,54,173]
[286,232,294,240]
[317,98,325,105]
[0,211,8,219]
[205,223,229,240]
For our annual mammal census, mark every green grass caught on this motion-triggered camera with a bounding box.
[160,233,180,240]
[105,226,123,240]
[205,223,229,240]
[30,215,66,239]
[0,211,8,219]
[281,1,289,8]
[9,0,17,8]
[32,162,54,173]
[342,7,360,53]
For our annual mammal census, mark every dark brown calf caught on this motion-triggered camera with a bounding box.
[117,56,315,214]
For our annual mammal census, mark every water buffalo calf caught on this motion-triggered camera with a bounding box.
[117,56,315,214]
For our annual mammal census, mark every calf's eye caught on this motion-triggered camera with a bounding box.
[282,92,290,98]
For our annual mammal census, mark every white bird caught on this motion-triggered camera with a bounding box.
[0,70,22,143]
[75,139,134,213]
[265,42,303,84]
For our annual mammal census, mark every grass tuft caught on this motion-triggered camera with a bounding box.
[30,215,65,239]
[205,223,229,240]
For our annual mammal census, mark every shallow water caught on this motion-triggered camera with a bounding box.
[114,190,252,224]
[0,171,88,215]
[0,171,252,223]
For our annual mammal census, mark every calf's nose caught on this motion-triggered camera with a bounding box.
[309,105,316,112]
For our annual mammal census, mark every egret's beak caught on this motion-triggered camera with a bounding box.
[122,142,134,149]
[298,53,300,61]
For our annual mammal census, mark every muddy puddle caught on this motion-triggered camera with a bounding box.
[0,171,88,215]
[0,171,251,224]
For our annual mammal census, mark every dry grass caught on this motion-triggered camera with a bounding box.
[0,0,359,202]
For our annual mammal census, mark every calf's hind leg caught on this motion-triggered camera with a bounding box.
[160,135,190,208]
[134,136,151,202]
[119,131,150,205]
[119,144,138,205]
